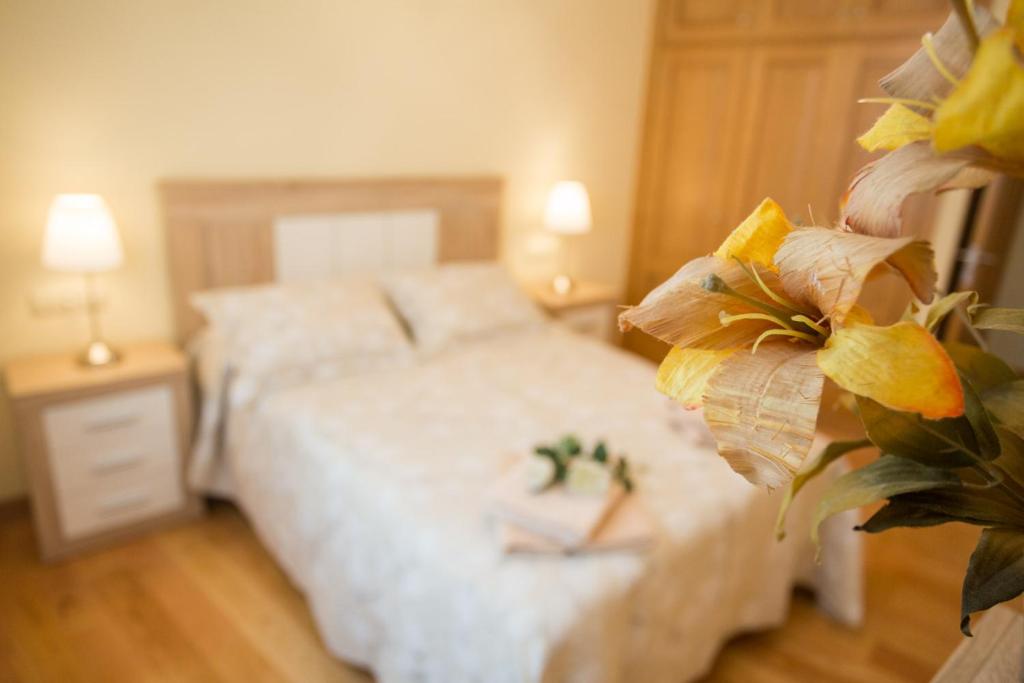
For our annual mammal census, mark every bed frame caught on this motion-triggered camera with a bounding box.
[162,177,503,341]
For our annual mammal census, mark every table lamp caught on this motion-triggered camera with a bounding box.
[42,194,124,367]
[544,181,591,295]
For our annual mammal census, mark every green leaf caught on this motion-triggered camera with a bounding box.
[926,291,977,331]
[961,374,1001,460]
[944,341,1016,392]
[983,380,1024,441]
[592,441,608,464]
[558,434,582,457]
[961,528,1024,636]
[812,454,961,546]
[857,396,973,468]
[969,305,1024,334]
[858,487,1024,533]
[994,427,1024,489]
[775,439,872,541]
[857,497,963,532]
[534,446,567,481]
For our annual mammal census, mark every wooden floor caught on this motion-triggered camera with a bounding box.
[0,499,979,683]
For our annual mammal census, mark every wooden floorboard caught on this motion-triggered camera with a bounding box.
[0,499,979,682]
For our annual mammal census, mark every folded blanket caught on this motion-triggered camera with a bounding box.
[486,457,625,548]
[499,493,655,555]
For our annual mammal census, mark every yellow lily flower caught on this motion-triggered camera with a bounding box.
[843,3,1024,237]
[621,198,964,489]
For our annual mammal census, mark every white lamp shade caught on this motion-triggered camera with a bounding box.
[543,181,592,235]
[42,194,123,272]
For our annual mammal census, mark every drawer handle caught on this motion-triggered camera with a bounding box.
[91,452,145,475]
[97,490,151,515]
[84,414,141,433]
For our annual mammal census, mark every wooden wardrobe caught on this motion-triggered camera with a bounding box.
[625,0,952,362]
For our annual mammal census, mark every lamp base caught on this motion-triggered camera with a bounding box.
[79,340,121,368]
[551,274,575,295]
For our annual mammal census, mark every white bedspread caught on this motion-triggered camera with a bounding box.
[219,325,862,683]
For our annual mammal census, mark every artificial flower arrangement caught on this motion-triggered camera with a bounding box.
[527,435,635,495]
[619,0,1024,636]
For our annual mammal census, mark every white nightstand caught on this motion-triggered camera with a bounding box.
[4,342,201,561]
[528,280,620,343]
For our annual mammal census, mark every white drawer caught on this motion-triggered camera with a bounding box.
[40,384,184,540]
[558,305,615,341]
[57,462,183,540]
[42,384,179,494]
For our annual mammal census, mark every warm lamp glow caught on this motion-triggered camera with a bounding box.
[42,194,123,273]
[41,193,124,367]
[543,181,592,235]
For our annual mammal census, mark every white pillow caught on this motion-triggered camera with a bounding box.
[382,262,546,353]
[190,278,412,378]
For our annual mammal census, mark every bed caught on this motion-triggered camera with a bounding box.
[163,177,863,683]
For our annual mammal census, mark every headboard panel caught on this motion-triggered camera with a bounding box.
[161,177,502,341]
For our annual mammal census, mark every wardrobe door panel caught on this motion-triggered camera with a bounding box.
[864,0,948,21]
[625,47,750,360]
[669,0,756,30]
[732,45,844,227]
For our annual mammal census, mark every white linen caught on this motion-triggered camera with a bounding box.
[187,327,235,497]
[187,278,414,495]
[215,324,862,683]
[191,277,412,378]
[382,262,547,353]
[188,327,416,498]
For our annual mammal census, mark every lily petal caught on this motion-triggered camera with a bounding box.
[933,29,1024,162]
[619,256,779,349]
[817,321,964,420]
[841,142,985,237]
[656,347,737,409]
[703,342,824,488]
[857,104,932,152]
[843,304,875,327]
[1011,0,1024,32]
[774,227,936,322]
[880,8,998,106]
[714,197,793,270]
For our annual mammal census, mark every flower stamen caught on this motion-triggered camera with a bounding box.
[858,97,937,111]
[731,258,810,316]
[751,328,819,354]
[791,314,828,336]
[700,274,798,322]
[719,310,794,330]
[921,32,960,87]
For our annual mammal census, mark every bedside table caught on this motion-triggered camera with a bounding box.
[4,342,201,561]
[528,280,620,343]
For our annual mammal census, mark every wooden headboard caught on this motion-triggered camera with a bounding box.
[161,177,502,341]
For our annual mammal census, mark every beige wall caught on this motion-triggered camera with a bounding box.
[0,0,655,500]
